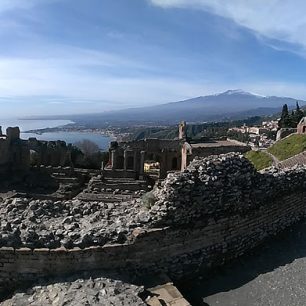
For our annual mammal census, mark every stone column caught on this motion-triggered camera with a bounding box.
[133,151,137,172]
[140,151,145,175]
[123,150,128,171]
[160,151,168,179]
[111,150,117,170]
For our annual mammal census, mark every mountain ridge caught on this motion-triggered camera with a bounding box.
[24,90,306,126]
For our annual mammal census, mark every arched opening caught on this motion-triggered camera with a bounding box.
[144,157,160,179]
[172,157,178,170]
[30,150,39,166]
[117,155,124,169]
[127,156,134,170]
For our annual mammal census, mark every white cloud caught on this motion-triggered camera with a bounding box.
[149,0,306,51]
[0,46,211,116]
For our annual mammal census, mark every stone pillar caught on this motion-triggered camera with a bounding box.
[123,150,128,171]
[6,127,20,143]
[111,150,117,170]
[133,151,137,172]
[179,121,186,140]
[140,151,145,175]
[160,152,168,179]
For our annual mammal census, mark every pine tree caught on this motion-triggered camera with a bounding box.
[279,104,291,128]
[293,101,304,126]
[296,101,301,111]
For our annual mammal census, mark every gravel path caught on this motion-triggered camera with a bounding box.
[262,149,280,166]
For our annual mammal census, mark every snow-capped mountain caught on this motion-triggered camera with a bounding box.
[59,90,306,125]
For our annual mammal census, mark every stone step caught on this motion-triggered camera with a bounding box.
[52,176,79,183]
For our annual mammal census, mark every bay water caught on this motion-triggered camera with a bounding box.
[0,118,112,150]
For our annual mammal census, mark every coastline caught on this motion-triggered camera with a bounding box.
[0,119,114,150]
[23,125,118,141]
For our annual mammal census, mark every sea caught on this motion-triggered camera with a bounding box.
[0,118,113,150]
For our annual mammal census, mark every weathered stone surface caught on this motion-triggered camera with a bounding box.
[2,153,306,305]
[1,277,146,306]
[0,197,144,249]
[149,152,306,226]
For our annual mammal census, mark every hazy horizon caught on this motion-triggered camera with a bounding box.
[2,0,306,117]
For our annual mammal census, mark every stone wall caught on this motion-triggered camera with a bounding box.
[0,128,30,175]
[150,153,306,226]
[109,139,182,179]
[2,153,306,296]
[276,128,297,141]
[28,138,75,167]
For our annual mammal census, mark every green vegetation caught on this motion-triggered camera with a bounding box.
[268,134,306,161]
[278,102,304,128]
[244,150,273,170]
[128,116,264,141]
[141,191,157,209]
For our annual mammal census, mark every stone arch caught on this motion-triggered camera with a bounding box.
[117,155,124,169]
[172,157,178,170]
[127,156,134,170]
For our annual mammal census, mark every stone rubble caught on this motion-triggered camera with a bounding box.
[149,153,306,226]
[2,153,306,249]
[1,277,146,306]
[0,197,148,249]
[1,152,306,305]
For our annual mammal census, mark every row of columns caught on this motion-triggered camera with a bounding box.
[111,149,146,175]
[110,149,178,178]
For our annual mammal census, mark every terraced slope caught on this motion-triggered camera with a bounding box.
[268,134,306,161]
[244,150,273,170]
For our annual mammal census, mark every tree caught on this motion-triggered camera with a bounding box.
[73,139,109,169]
[279,104,292,128]
[292,101,304,126]
[74,139,100,157]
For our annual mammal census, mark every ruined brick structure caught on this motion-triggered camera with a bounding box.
[0,126,86,178]
[107,139,182,179]
[28,137,74,167]
[181,139,249,171]
[108,123,249,178]
[277,116,306,141]
[297,116,306,134]
[1,154,306,296]
[0,127,30,175]
[276,128,297,141]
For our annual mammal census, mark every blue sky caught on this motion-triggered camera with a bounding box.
[1,0,306,116]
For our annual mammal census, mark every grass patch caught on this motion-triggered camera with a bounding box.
[268,134,306,161]
[244,150,273,170]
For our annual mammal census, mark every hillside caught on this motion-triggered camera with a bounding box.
[28,90,305,127]
[244,151,273,170]
[268,134,306,161]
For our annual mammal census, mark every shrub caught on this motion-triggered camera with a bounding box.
[141,191,156,209]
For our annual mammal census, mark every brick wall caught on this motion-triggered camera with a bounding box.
[1,192,305,296]
[2,154,306,296]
